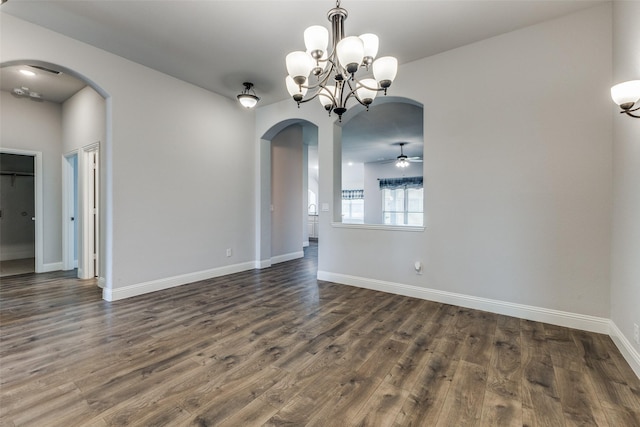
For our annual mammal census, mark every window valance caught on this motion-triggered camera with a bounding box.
[342,189,364,200]
[379,176,423,190]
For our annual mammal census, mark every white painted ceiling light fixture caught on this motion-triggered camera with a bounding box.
[237,82,260,108]
[611,80,640,119]
[285,0,398,122]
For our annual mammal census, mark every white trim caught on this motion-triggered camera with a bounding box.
[79,143,100,280]
[41,262,63,273]
[98,277,106,289]
[257,259,272,269]
[303,240,310,248]
[103,261,256,301]
[62,151,79,271]
[317,271,610,334]
[609,321,640,378]
[271,251,304,265]
[0,148,43,273]
[331,222,425,232]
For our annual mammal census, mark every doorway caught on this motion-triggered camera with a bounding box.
[0,153,36,276]
[62,152,78,271]
[79,144,99,279]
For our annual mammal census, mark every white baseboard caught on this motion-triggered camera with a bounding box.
[103,261,256,302]
[317,271,610,334]
[257,259,271,269]
[39,262,63,273]
[303,240,310,248]
[271,251,304,265]
[317,271,640,379]
[609,321,640,378]
[98,277,106,289]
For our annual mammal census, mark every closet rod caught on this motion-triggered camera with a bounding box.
[0,171,35,177]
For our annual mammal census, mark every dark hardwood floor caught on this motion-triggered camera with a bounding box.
[1,243,639,426]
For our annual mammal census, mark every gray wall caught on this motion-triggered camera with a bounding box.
[0,155,35,260]
[258,4,613,319]
[271,124,303,258]
[0,92,63,267]
[2,13,256,298]
[62,85,106,278]
[610,0,640,361]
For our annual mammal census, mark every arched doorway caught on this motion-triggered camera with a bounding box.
[0,60,110,288]
[258,119,319,268]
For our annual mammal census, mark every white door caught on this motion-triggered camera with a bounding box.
[79,144,99,279]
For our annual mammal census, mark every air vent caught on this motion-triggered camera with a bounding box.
[28,65,63,76]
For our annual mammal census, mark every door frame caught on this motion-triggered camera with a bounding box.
[78,142,100,279]
[0,148,43,272]
[62,150,78,271]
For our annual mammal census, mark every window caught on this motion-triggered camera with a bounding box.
[342,189,364,224]
[380,177,423,226]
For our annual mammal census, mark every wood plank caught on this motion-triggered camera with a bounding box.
[520,343,566,426]
[2,243,639,426]
[555,366,610,427]
[349,381,409,426]
[479,389,522,427]
[435,360,488,427]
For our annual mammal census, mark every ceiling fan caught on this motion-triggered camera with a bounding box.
[392,142,422,168]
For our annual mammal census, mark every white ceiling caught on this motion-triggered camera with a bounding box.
[1,0,605,106]
[1,0,605,167]
[0,64,86,103]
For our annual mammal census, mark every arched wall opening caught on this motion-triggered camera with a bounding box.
[258,118,319,267]
[336,96,425,226]
[0,60,111,290]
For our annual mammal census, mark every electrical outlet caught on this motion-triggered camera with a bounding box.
[634,323,639,345]
[226,248,232,257]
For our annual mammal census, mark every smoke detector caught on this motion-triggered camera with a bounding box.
[13,87,42,99]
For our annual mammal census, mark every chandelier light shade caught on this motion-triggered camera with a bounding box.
[237,82,260,108]
[611,80,640,118]
[285,0,398,121]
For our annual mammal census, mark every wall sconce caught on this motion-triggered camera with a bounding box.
[611,80,640,118]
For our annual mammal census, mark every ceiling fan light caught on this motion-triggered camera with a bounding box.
[611,80,640,107]
[373,56,398,88]
[337,36,364,74]
[396,157,410,168]
[304,25,329,59]
[286,51,314,85]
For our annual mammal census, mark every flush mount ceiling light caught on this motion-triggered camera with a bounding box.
[19,69,36,77]
[611,80,640,119]
[285,0,398,122]
[237,82,260,108]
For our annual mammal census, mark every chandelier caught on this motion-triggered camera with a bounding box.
[285,0,398,121]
